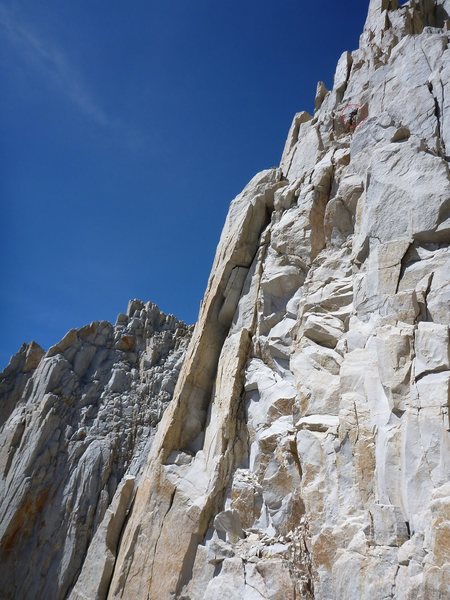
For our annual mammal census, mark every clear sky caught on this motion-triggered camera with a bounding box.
[0,0,369,369]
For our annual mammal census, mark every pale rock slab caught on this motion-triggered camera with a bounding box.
[414,322,450,377]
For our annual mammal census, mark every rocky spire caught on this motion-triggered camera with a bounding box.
[0,302,191,600]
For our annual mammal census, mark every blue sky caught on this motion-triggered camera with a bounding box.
[0,0,369,368]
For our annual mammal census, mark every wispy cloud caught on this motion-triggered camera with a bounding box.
[0,3,109,126]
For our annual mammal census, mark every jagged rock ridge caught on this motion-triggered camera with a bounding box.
[0,301,192,599]
[1,0,450,598]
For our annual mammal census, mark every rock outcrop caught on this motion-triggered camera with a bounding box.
[1,0,450,598]
[105,2,450,598]
[0,301,191,600]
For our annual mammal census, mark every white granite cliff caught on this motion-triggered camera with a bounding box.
[1,0,450,598]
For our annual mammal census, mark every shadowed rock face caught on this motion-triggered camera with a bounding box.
[0,301,192,600]
[2,1,450,599]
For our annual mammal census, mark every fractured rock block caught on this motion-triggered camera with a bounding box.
[302,313,345,349]
[415,322,450,378]
[369,503,410,547]
[214,510,245,543]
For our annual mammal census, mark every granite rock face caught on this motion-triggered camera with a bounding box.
[2,0,450,598]
[0,301,191,600]
[104,1,450,599]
